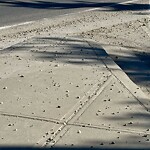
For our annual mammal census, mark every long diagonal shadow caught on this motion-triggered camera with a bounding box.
[0,0,149,11]
[0,37,150,149]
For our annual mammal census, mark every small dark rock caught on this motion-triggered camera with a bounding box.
[110,141,115,144]
[20,75,24,78]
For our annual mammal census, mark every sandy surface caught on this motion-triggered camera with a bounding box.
[0,0,150,148]
[82,17,150,96]
[1,0,149,95]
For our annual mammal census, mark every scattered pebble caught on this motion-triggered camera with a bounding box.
[128,122,133,125]
[8,123,14,126]
[45,132,49,135]
[52,140,56,144]
[142,23,146,26]
[77,130,81,134]
[110,141,115,144]
[46,138,52,142]
[54,64,59,67]
[13,129,17,131]
[19,75,24,78]
[3,87,7,90]
[58,129,61,132]
[0,102,4,104]
[56,106,61,108]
